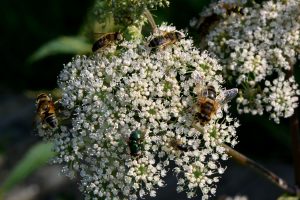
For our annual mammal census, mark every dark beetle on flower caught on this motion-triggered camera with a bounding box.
[128,130,143,156]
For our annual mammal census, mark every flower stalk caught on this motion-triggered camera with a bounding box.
[290,109,300,187]
[222,144,300,196]
[287,63,300,187]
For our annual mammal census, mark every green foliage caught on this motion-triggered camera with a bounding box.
[277,194,300,200]
[91,0,168,31]
[28,36,91,63]
[1,0,92,90]
[0,142,55,196]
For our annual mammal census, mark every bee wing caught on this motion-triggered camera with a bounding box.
[193,71,205,94]
[93,32,107,36]
[217,88,238,105]
[193,71,203,82]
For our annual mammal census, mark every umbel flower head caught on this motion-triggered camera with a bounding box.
[197,0,300,123]
[38,25,239,200]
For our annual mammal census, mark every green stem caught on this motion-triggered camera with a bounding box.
[192,124,299,196]
[290,109,300,187]
[287,62,300,187]
[223,144,300,196]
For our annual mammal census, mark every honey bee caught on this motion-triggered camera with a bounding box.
[194,78,238,125]
[36,93,58,128]
[148,30,185,49]
[92,32,123,52]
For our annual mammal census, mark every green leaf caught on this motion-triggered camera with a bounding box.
[0,142,55,195]
[277,194,299,200]
[28,36,91,63]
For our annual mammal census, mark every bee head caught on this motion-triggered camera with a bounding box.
[36,93,51,103]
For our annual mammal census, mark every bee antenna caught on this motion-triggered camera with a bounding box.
[144,8,158,33]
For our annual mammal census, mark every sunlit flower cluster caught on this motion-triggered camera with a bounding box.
[38,25,239,200]
[199,0,300,123]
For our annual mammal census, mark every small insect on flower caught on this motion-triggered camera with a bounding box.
[36,93,58,128]
[128,130,143,157]
[170,138,189,152]
[148,30,185,49]
[92,32,123,52]
[194,77,238,125]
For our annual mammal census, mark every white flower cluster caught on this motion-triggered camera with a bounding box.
[200,0,300,123]
[190,0,247,30]
[263,75,299,123]
[201,0,246,17]
[38,25,239,200]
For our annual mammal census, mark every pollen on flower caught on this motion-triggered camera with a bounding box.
[37,25,238,200]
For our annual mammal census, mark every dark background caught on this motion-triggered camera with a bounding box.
[0,0,296,199]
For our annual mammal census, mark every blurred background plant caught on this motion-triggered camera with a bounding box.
[0,0,298,199]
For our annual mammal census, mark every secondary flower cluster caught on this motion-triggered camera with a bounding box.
[198,0,300,123]
[38,25,239,199]
[92,0,169,28]
[197,0,247,18]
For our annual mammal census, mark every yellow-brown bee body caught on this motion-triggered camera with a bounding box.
[196,85,219,125]
[92,32,123,52]
[148,31,185,49]
[36,93,58,128]
[195,84,238,125]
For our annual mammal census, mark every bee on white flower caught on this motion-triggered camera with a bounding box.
[38,25,238,200]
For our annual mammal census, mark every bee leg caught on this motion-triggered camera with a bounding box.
[159,43,169,50]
